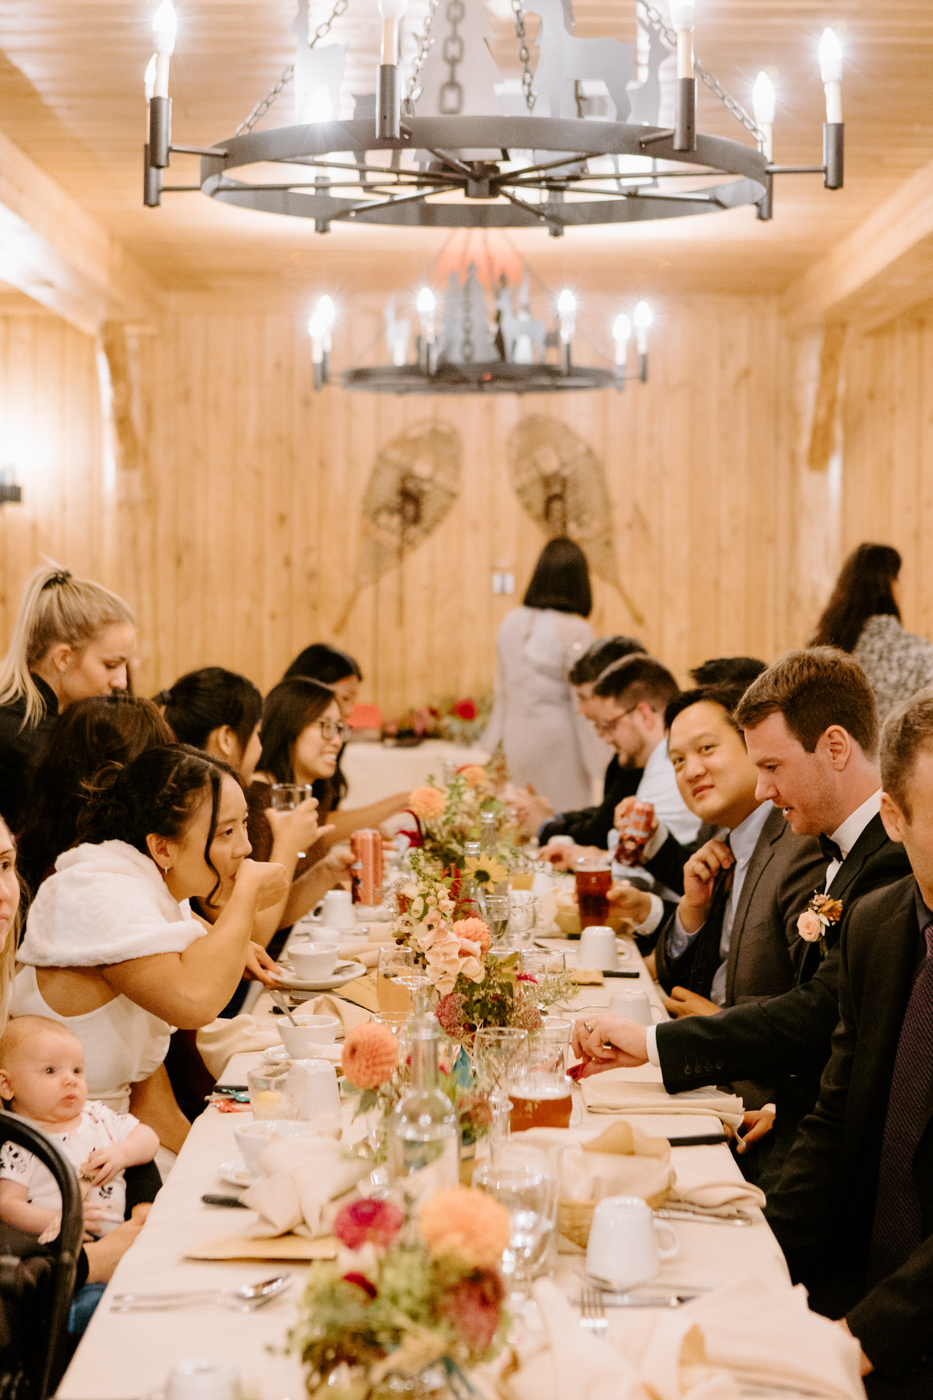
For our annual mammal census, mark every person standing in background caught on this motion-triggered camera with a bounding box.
[483,538,605,810]
[811,543,933,719]
[0,566,136,831]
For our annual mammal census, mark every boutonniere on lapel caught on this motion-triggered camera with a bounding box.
[797,893,844,958]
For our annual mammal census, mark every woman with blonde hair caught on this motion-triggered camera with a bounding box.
[0,565,135,829]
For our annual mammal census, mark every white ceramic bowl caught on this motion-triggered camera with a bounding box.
[277,1013,341,1058]
[289,946,339,980]
[234,1119,316,1175]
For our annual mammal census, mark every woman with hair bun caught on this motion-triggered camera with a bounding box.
[0,565,136,829]
[157,667,263,781]
[11,746,287,1152]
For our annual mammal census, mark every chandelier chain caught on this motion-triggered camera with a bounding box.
[510,0,537,113]
[235,0,350,136]
[638,1,764,145]
[404,0,443,114]
[440,0,466,115]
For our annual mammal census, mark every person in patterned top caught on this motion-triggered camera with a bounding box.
[0,1015,158,1241]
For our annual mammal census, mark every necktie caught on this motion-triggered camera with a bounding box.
[868,919,933,1283]
[819,834,843,864]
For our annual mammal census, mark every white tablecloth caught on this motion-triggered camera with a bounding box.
[341,739,489,808]
[60,943,798,1400]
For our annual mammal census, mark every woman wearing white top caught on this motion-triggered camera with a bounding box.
[483,538,608,811]
[13,746,287,1152]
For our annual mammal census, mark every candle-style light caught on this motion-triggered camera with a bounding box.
[308,296,335,389]
[557,289,576,372]
[668,0,697,152]
[377,0,408,140]
[752,72,775,159]
[818,27,844,189]
[612,314,632,391]
[416,287,436,372]
[633,301,652,380]
[144,54,158,104]
[148,1,176,172]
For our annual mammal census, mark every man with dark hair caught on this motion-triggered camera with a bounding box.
[690,656,767,687]
[766,688,933,1394]
[531,636,648,848]
[572,647,910,1184]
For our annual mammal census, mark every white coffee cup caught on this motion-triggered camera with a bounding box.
[277,1014,341,1057]
[167,1360,239,1400]
[289,946,339,980]
[319,889,357,928]
[585,1195,679,1289]
[609,990,655,1025]
[234,1119,316,1176]
[287,1058,341,1121]
[292,924,341,947]
[577,925,618,972]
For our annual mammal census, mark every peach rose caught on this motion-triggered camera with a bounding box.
[452,917,492,955]
[797,909,823,943]
[458,765,488,788]
[408,786,447,821]
[341,1022,400,1089]
[419,1188,510,1268]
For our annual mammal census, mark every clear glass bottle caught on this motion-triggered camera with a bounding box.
[387,1016,459,1200]
[479,810,499,855]
[461,838,482,912]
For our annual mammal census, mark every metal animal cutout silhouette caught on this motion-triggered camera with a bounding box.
[526,0,635,121]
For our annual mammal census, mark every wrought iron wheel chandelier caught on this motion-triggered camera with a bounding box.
[141,0,847,394]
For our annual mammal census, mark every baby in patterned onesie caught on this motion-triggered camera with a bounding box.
[0,1015,159,1242]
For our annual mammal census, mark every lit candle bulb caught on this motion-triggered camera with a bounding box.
[668,0,695,81]
[308,311,325,364]
[819,28,843,124]
[417,287,436,340]
[752,71,775,160]
[557,289,577,344]
[612,314,632,367]
[633,301,652,356]
[316,295,336,352]
[152,0,177,99]
[144,54,158,103]
[379,0,408,66]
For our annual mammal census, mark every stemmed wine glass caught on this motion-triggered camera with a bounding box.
[377,946,429,1016]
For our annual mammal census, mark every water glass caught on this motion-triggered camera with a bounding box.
[520,950,567,1008]
[474,1027,530,1148]
[270,783,315,858]
[507,890,537,946]
[246,1067,300,1121]
[472,1161,555,1299]
[479,893,511,945]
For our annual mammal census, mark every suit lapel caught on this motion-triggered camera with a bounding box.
[827,814,888,902]
[724,805,783,1003]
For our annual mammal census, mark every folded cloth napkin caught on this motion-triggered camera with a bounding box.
[196,1014,280,1079]
[666,1147,765,1217]
[301,993,373,1032]
[581,1078,745,1130]
[519,1121,675,1210]
[499,1277,864,1400]
[241,1134,369,1238]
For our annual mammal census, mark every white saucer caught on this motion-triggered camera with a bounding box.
[261,1041,342,1064]
[218,1158,255,1189]
[276,959,366,991]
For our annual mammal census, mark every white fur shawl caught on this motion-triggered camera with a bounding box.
[19,840,208,967]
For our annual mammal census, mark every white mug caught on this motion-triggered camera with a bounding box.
[319,889,357,928]
[277,1014,341,1057]
[577,925,618,972]
[287,1058,341,1121]
[167,1361,239,1400]
[585,1195,679,1289]
[609,990,656,1025]
[290,946,339,980]
[292,924,341,947]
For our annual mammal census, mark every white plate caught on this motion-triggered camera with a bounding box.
[300,912,368,935]
[218,1158,255,1189]
[276,959,367,991]
[261,1041,342,1064]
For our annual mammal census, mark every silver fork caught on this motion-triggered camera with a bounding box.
[578,1283,608,1335]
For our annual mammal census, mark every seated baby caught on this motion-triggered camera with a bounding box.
[0,1015,159,1243]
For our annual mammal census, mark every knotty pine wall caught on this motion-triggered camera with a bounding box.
[10,293,928,719]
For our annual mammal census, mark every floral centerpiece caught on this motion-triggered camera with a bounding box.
[291,1189,510,1400]
[403,762,522,875]
[382,696,493,749]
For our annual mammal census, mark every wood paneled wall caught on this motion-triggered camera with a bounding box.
[14,292,926,718]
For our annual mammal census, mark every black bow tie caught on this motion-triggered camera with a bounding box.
[819,834,843,863]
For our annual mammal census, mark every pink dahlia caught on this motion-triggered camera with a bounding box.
[440,1270,504,1353]
[334,1198,404,1251]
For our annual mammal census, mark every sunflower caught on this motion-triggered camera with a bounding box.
[464,854,509,886]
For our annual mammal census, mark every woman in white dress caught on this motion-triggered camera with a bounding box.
[12,746,287,1152]
[484,538,607,811]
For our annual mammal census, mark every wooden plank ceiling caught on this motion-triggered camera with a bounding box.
[0,0,931,302]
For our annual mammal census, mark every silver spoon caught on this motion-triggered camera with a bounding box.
[111,1275,292,1313]
[272,990,300,1026]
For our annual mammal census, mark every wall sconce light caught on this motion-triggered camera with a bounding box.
[0,463,21,505]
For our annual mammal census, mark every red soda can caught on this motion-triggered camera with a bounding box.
[351,829,383,906]
[615,800,655,864]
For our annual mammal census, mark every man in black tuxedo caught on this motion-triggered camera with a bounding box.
[766,688,933,1393]
[572,648,911,1184]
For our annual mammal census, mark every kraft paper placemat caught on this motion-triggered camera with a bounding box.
[186,1233,339,1261]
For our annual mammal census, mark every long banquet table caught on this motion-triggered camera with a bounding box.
[59,939,800,1400]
